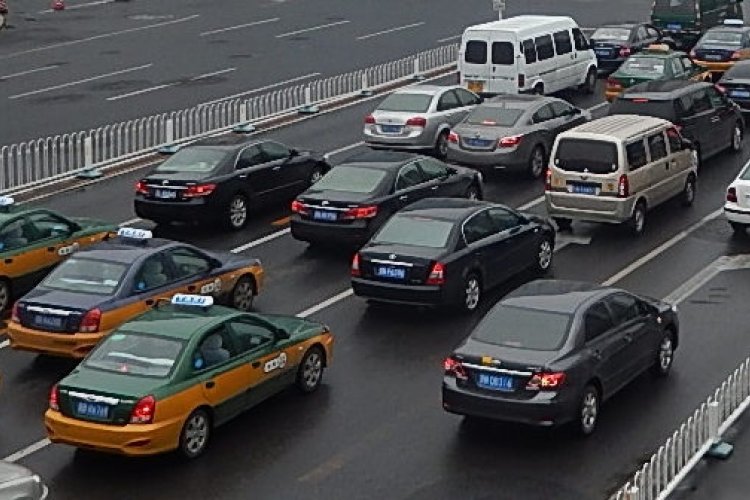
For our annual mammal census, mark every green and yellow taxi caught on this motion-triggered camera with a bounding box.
[7,228,264,358]
[45,294,334,458]
[0,196,116,313]
[606,44,712,101]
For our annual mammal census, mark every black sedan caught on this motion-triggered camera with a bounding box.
[350,198,555,312]
[590,23,662,72]
[290,151,483,247]
[442,280,679,435]
[134,136,329,230]
[719,60,750,113]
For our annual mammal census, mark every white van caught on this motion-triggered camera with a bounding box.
[459,15,598,96]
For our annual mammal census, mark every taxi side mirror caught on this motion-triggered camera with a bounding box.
[274,328,290,341]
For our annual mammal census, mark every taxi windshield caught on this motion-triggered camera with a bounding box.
[85,333,185,378]
[155,147,229,173]
[42,258,127,295]
[620,56,667,76]
[699,31,744,47]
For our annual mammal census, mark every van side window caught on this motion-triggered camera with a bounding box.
[647,132,668,162]
[535,35,555,61]
[626,140,648,170]
[465,40,487,64]
[492,42,515,65]
[522,39,537,64]
[553,30,573,55]
[572,28,589,51]
[666,128,682,153]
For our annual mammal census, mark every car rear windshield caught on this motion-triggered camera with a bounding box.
[699,31,743,46]
[471,305,572,351]
[42,258,127,295]
[85,333,185,378]
[724,62,750,78]
[372,215,454,248]
[554,138,619,174]
[610,98,677,121]
[155,147,228,173]
[377,93,433,113]
[592,27,631,41]
[620,56,667,76]
[312,166,388,194]
[465,106,524,126]
[653,0,696,14]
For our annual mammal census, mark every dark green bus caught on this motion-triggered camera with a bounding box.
[651,0,744,49]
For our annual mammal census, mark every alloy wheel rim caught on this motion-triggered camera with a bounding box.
[465,278,480,310]
[438,135,448,156]
[467,188,479,200]
[303,353,322,388]
[538,240,552,270]
[310,169,324,184]
[531,149,544,177]
[685,181,695,203]
[734,126,742,150]
[587,71,595,89]
[635,207,645,232]
[230,197,247,228]
[185,414,208,454]
[233,281,254,311]
[581,392,598,431]
[0,282,8,311]
[659,337,673,371]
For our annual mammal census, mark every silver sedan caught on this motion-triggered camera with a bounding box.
[0,461,48,499]
[446,95,591,179]
[363,85,481,158]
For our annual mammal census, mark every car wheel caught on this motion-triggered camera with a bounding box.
[0,279,10,313]
[533,83,544,95]
[297,346,325,394]
[577,384,600,437]
[628,200,647,235]
[434,131,450,159]
[681,175,696,207]
[730,221,747,235]
[692,144,702,170]
[309,165,325,186]
[581,68,597,94]
[230,275,255,311]
[534,237,554,274]
[179,408,211,459]
[461,274,482,313]
[651,331,675,377]
[554,217,572,231]
[527,145,546,179]
[731,122,743,153]
[226,194,249,231]
[465,184,482,201]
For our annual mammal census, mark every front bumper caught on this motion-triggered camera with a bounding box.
[545,192,636,224]
[7,322,110,358]
[134,197,215,224]
[290,216,373,246]
[45,409,183,456]
[725,205,750,225]
[447,145,526,171]
[351,277,449,306]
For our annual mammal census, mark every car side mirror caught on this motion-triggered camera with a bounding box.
[681,138,694,150]
[274,328,290,341]
[289,148,299,157]
[446,166,458,176]
[571,108,582,115]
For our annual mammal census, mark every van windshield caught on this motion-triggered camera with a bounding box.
[653,0,696,15]
[554,139,619,174]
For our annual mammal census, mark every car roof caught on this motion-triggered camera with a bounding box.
[596,23,637,30]
[399,198,493,221]
[189,135,259,150]
[339,150,426,169]
[74,237,177,264]
[119,304,238,340]
[705,26,750,34]
[392,85,456,96]
[564,114,670,140]
[484,94,552,107]
[622,79,711,99]
[466,15,575,34]
[502,279,610,314]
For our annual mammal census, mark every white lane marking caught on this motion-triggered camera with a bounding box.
[118,217,143,227]
[357,22,426,41]
[107,83,173,102]
[664,254,750,305]
[0,15,200,61]
[0,65,60,80]
[231,228,291,253]
[518,196,544,211]
[276,20,350,38]
[198,72,321,107]
[38,0,113,13]
[437,34,462,43]
[323,141,364,161]
[3,439,51,463]
[588,101,609,113]
[0,340,8,350]
[191,67,236,81]
[199,17,280,36]
[296,290,354,318]
[602,208,722,286]
[10,64,153,100]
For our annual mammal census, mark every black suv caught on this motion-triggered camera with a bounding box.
[610,80,744,163]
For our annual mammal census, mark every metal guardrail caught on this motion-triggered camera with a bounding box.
[0,43,459,193]
[612,357,750,500]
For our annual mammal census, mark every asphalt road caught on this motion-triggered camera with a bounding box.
[2,1,750,499]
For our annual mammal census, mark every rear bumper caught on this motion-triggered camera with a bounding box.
[45,409,182,456]
[545,192,635,224]
[596,57,627,71]
[351,278,450,306]
[134,197,216,223]
[447,145,526,171]
[7,322,109,359]
[725,205,750,225]
[290,216,374,246]
[363,128,434,150]
[695,60,733,73]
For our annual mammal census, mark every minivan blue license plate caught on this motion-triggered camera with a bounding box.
[313,210,337,221]
[666,23,681,30]
[732,90,750,98]
[374,265,406,280]
[572,184,598,195]
[477,373,514,392]
[76,401,110,419]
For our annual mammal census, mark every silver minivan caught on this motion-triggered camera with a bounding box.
[545,115,698,234]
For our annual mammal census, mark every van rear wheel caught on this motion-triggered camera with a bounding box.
[681,175,696,207]
[628,200,647,235]
[581,68,597,94]
[731,122,743,153]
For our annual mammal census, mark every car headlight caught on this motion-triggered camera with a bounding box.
[671,304,678,313]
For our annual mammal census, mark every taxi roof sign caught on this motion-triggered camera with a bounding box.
[117,227,152,240]
[171,294,214,308]
[645,44,671,53]
[0,196,16,212]
[724,19,744,26]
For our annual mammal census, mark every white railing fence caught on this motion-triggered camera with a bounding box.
[612,357,750,500]
[0,43,459,193]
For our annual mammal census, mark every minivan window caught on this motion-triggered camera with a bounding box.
[535,34,555,61]
[522,39,537,64]
[647,132,668,161]
[653,0,696,14]
[471,305,572,351]
[572,28,589,51]
[465,40,488,64]
[610,98,677,121]
[553,30,573,55]
[554,139,619,174]
[666,127,682,152]
[492,42,515,64]
[626,140,648,170]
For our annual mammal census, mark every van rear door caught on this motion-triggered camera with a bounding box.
[460,31,492,94]
[488,39,520,94]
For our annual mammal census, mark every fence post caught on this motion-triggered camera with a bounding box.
[75,136,103,179]
[624,485,639,500]
[232,104,256,134]
[705,400,734,459]
[158,118,181,154]
[412,57,425,80]
[298,85,320,114]
[359,72,374,97]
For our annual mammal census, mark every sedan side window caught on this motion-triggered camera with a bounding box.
[487,207,522,232]
[26,212,74,241]
[626,140,648,170]
[605,293,640,325]
[680,56,696,73]
[193,326,237,371]
[636,26,649,42]
[670,58,684,77]
[133,254,174,292]
[690,90,712,113]
[463,210,497,244]
[237,145,266,169]
[0,219,29,251]
[260,142,291,161]
[395,163,426,191]
[417,158,448,181]
[226,320,274,354]
[584,302,614,342]
[532,104,554,123]
[706,87,725,108]
[455,88,481,107]
[437,91,461,112]
[166,246,213,279]
[550,101,574,118]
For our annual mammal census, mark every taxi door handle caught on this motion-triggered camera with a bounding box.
[205,381,215,389]
[399,195,409,201]
[252,361,261,368]
[590,349,602,360]
[145,299,155,307]
[187,285,197,292]
[47,247,56,252]
[4,258,12,264]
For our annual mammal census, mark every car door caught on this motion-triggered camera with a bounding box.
[644,130,675,206]
[461,209,515,288]
[553,28,577,89]
[163,246,224,299]
[582,300,630,396]
[259,141,308,198]
[393,161,432,209]
[486,206,538,276]
[624,137,654,203]
[603,292,660,378]
[705,85,738,152]
[435,89,464,128]
[235,144,276,202]
[679,88,716,156]
[531,104,557,149]
[126,252,186,317]
[416,157,458,197]
[534,33,557,92]
[0,217,50,295]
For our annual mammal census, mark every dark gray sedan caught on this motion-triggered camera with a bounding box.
[442,279,679,435]
[0,461,48,499]
[446,95,591,179]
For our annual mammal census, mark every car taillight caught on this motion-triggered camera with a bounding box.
[135,181,149,195]
[518,73,525,88]
[607,77,622,88]
[715,84,727,94]
[291,199,307,215]
[526,372,566,391]
[351,253,361,277]
[732,50,742,60]
[49,384,60,411]
[406,117,427,127]
[618,174,629,198]
[631,98,649,103]
[498,135,523,147]
[342,205,378,219]
[448,131,459,143]
[443,357,468,380]
[79,308,101,333]
[130,395,156,424]
[728,187,738,203]
[11,301,20,323]
[364,114,375,124]
[689,49,697,58]
[426,262,445,285]
[619,46,631,58]
[545,168,552,191]
[183,183,216,198]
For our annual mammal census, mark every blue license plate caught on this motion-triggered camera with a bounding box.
[34,315,62,329]
[154,189,177,199]
[381,125,402,133]
[466,138,493,147]
[704,54,723,61]
[572,184,597,195]
[595,49,611,56]
[477,373,514,392]
[76,401,110,419]
[374,265,406,280]
[732,90,750,98]
[666,23,681,30]
[313,210,337,221]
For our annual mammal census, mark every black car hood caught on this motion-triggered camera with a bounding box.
[299,189,378,204]
[22,288,110,311]
[455,337,563,371]
[360,243,446,261]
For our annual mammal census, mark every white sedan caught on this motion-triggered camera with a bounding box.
[725,161,750,234]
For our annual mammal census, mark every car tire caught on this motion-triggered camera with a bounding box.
[229,275,255,311]
[581,68,597,94]
[533,83,544,95]
[178,408,211,459]
[731,121,743,153]
[533,237,554,275]
[627,200,647,235]
[0,279,10,313]
[651,330,676,377]
[577,384,600,437]
[460,273,482,313]
[464,184,482,201]
[730,221,747,235]
[554,217,572,232]
[434,131,450,159]
[296,346,325,394]
[693,144,702,170]
[681,175,696,207]
[309,165,325,186]
[226,194,249,231]
[527,145,546,179]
